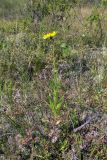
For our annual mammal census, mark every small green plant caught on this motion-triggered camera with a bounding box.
[48,62,64,117]
[71,109,79,129]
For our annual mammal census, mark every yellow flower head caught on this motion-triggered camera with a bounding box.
[43,31,57,39]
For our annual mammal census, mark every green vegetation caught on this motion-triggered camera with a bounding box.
[0,0,107,159]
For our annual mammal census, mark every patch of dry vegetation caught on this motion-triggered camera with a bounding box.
[0,0,107,159]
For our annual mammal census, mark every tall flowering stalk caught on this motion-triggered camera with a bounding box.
[43,31,63,117]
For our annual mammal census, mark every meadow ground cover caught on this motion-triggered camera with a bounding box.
[0,0,107,159]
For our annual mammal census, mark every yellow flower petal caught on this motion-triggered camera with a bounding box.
[43,31,57,39]
[50,31,57,37]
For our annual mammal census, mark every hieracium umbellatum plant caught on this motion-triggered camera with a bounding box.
[43,31,64,117]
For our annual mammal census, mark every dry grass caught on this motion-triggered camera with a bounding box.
[0,1,107,160]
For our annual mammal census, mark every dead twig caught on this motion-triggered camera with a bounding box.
[73,114,99,133]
